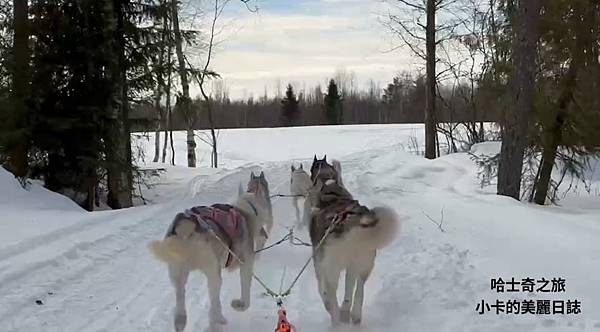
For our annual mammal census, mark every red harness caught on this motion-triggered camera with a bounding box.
[186,204,242,267]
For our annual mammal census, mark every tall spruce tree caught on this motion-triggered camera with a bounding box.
[0,0,171,210]
[324,79,342,125]
[281,84,299,126]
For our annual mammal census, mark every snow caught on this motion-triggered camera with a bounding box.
[1,124,599,332]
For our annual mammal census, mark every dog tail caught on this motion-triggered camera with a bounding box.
[148,218,196,265]
[356,206,401,250]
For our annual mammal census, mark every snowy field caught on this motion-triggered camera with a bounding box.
[1,124,599,332]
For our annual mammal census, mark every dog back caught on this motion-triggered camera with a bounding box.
[309,182,370,245]
[167,204,245,267]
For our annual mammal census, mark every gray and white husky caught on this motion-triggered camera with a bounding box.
[301,155,345,228]
[309,155,344,187]
[148,172,273,332]
[290,163,312,227]
[307,159,400,326]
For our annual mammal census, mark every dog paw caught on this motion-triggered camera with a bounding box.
[340,309,350,323]
[219,315,228,325]
[231,299,248,311]
[351,315,362,325]
[210,311,228,325]
[175,313,187,331]
[204,324,224,332]
[215,315,228,325]
[330,317,341,326]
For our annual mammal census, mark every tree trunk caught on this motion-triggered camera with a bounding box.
[160,12,170,164]
[533,123,561,205]
[6,0,30,178]
[497,0,541,199]
[479,121,485,141]
[165,33,174,165]
[152,103,162,164]
[167,52,175,166]
[533,67,577,205]
[170,0,195,167]
[424,0,437,160]
[153,129,161,162]
[161,114,169,163]
[207,102,218,168]
[186,128,196,166]
[152,38,165,163]
[170,119,175,165]
[82,7,98,211]
[105,0,132,209]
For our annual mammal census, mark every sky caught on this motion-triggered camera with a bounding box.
[188,0,419,100]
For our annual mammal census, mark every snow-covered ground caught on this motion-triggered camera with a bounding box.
[1,124,599,332]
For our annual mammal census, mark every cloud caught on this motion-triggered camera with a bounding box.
[190,0,415,100]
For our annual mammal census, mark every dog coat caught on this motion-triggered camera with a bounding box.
[173,204,244,268]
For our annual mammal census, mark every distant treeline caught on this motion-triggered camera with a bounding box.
[132,73,502,131]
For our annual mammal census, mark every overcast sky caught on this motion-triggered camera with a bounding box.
[191,0,419,100]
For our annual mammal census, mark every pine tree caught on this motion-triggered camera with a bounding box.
[3,0,171,210]
[324,79,341,125]
[3,0,30,179]
[281,84,299,126]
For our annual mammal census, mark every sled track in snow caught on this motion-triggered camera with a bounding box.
[0,209,151,263]
[0,212,166,326]
[0,163,294,332]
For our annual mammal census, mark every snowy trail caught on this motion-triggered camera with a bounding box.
[1,125,598,331]
[0,157,472,332]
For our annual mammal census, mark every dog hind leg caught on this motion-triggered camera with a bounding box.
[231,255,253,311]
[313,258,328,312]
[204,262,227,328]
[323,266,342,325]
[169,264,190,332]
[351,276,366,325]
[340,269,356,323]
[350,251,375,325]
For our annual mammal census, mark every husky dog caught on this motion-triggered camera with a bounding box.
[309,155,344,187]
[148,172,272,332]
[301,155,346,228]
[309,178,400,326]
[290,164,312,226]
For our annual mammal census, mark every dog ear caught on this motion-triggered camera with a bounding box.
[259,171,264,178]
[291,165,296,172]
[323,154,327,161]
[313,155,317,163]
[250,172,255,180]
[299,164,303,170]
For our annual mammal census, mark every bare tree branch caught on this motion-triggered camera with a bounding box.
[395,0,426,11]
